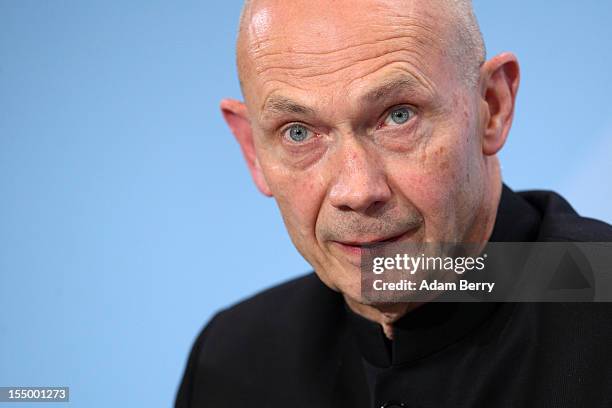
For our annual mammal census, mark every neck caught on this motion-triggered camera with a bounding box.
[344,296,425,340]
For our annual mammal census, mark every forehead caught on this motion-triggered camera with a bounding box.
[239,0,454,109]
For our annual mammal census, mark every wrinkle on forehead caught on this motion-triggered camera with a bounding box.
[252,29,433,73]
[251,46,442,117]
[238,0,455,105]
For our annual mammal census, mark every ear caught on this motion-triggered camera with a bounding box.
[479,52,520,156]
[220,98,272,196]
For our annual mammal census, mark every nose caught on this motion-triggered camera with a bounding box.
[328,138,392,214]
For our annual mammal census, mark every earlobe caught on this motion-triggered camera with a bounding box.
[480,52,520,156]
[220,98,273,197]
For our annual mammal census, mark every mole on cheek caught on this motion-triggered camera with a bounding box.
[436,146,450,171]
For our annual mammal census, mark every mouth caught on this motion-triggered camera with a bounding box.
[331,228,418,260]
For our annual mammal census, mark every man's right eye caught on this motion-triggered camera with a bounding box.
[283,124,312,143]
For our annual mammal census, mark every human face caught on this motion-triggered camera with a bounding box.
[224,0,515,304]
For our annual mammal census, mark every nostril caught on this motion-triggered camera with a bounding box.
[365,200,387,215]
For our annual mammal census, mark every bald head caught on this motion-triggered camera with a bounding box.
[236,0,486,96]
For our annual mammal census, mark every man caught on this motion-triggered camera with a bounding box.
[176,0,612,406]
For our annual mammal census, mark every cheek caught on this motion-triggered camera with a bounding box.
[393,144,459,197]
[262,162,325,243]
[388,138,473,237]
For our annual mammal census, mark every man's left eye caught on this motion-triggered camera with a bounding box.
[383,106,415,126]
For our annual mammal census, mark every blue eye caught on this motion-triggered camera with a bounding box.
[385,106,414,125]
[285,124,311,142]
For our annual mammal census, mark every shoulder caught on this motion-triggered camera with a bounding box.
[197,272,342,350]
[175,273,345,405]
[211,272,342,339]
[518,189,612,242]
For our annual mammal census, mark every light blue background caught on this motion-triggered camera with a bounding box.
[1,1,611,407]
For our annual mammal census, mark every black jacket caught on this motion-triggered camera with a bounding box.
[176,186,612,407]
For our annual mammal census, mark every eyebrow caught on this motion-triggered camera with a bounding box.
[361,75,423,103]
[261,96,316,117]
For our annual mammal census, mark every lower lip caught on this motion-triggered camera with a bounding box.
[332,231,415,260]
[335,242,365,257]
